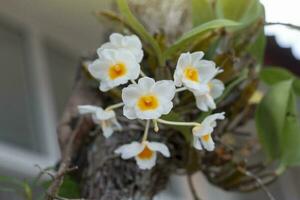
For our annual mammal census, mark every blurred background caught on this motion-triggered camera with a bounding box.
[0,0,299,199]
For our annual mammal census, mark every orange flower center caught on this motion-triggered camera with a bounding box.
[184,67,199,82]
[137,95,159,111]
[108,62,127,80]
[201,134,210,142]
[137,146,154,160]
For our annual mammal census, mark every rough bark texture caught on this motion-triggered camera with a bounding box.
[52,63,189,200]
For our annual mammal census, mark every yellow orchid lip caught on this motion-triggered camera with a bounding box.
[201,134,211,142]
[184,66,199,82]
[137,145,154,160]
[108,62,127,80]
[137,95,159,111]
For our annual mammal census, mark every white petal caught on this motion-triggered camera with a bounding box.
[109,33,124,45]
[126,34,142,49]
[138,77,155,91]
[160,101,173,115]
[196,60,218,82]
[123,106,137,119]
[173,69,183,87]
[210,79,225,99]
[102,125,114,138]
[122,84,141,107]
[192,125,213,137]
[176,52,191,69]
[194,94,216,111]
[99,81,112,92]
[201,135,215,151]
[193,135,203,150]
[153,80,176,101]
[134,107,162,119]
[202,112,225,128]
[190,51,204,65]
[195,95,209,112]
[148,142,170,157]
[99,49,117,61]
[135,152,157,170]
[88,59,109,80]
[78,105,102,115]
[205,94,216,110]
[96,109,115,120]
[114,142,143,159]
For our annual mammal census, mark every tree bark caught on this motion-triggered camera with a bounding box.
[51,63,188,200]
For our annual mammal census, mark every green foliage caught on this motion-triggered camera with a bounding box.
[247,28,266,65]
[255,79,300,168]
[260,67,300,96]
[42,175,80,198]
[216,0,263,26]
[163,19,240,59]
[191,0,215,26]
[0,176,32,200]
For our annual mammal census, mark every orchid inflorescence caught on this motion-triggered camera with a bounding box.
[78,33,225,170]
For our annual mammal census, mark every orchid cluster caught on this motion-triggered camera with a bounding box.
[78,33,225,170]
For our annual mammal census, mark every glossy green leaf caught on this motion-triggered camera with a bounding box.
[164,19,239,59]
[260,67,300,96]
[216,0,264,26]
[280,90,300,166]
[116,0,164,66]
[191,0,215,26]
[255,80,293,160]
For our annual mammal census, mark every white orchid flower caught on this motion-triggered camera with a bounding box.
[122,77,176,120]
[115,141,170,170]
[192,112,225,151]
[173,51,224,111]
[174,51,222,91]
[78,105,122,138]
[88,49,140,92]
[98,33,144,63]
[193,79,225,111]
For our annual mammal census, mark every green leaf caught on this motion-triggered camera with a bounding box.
[255,79,300,166]
[280,90,300,166]
[116,0,164,66]
[164,19,239,59]
[191,0,215,26]
[42,175,80,198]
[247,28,266,65]
[216,0,264,26]
[260,67,300,96]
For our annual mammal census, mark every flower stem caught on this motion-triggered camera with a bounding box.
[157,118,200,127]
[175,87,187,93]
[130,79,137,84]
[140,70,147,77]
[142,120,151,142]
[105,102,124,111]
[152,119,159,132]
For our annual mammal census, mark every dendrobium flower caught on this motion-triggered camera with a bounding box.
[173,51,224,111]
[114,141,170,170]
[98,33,144,63]
[193,79,225,111]
[122,77,176,120]
[78,105,122,138]
[192,112,225,151]
[88,49,141,92]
